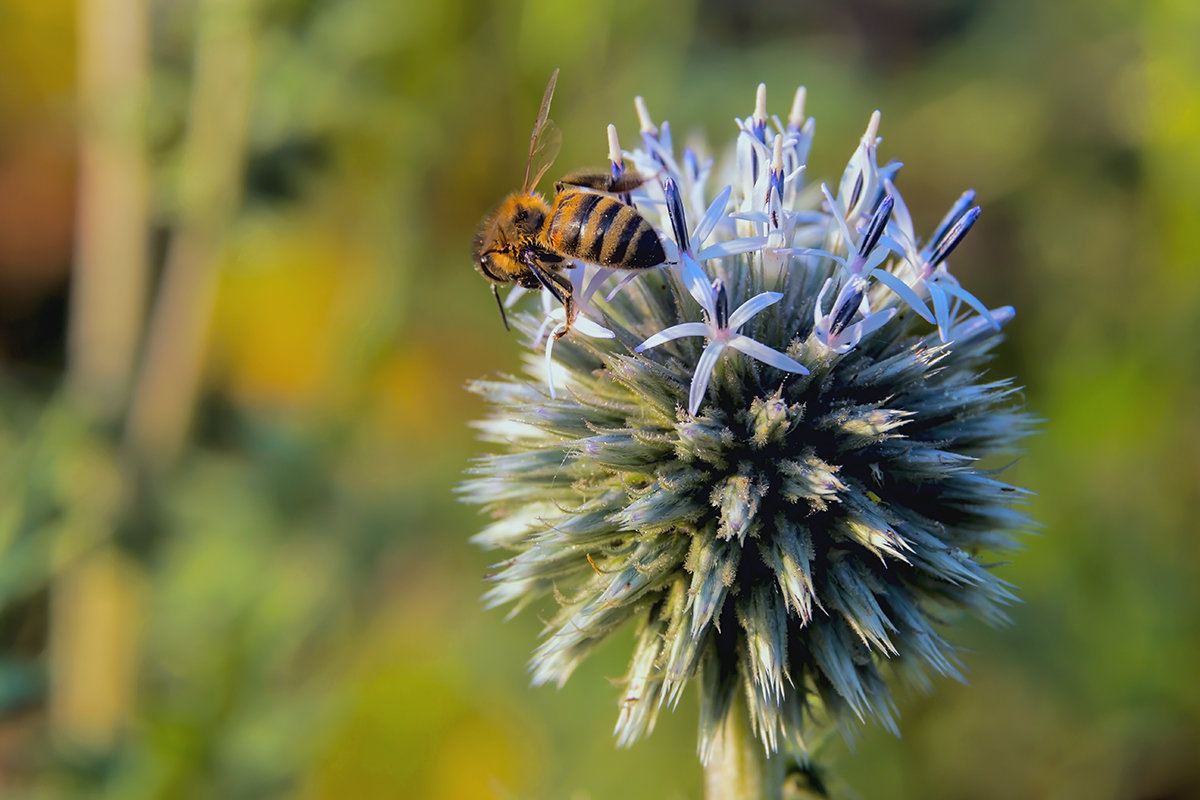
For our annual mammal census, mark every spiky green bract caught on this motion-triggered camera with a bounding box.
[462,84,1034,764]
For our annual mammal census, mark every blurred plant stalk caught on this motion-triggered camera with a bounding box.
[125,0,256,466]
[67,0,149,416]
[53,0,257,750]
[704,692,784,800]
[52,0,149,751]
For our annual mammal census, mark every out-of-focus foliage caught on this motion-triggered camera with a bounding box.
[0,0,1195,798]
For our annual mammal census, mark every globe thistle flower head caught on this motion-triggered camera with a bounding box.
[463,82,1035,765]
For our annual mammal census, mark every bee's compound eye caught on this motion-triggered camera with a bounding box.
[477,253,503,282]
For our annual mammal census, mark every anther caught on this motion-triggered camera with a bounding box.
[848,171,865,211]
[859,195,893,258]
[927,206,981,267]
[928,190,977,251]
[663,178,690,253]
[713,279,729,329]
[830,287,864,336]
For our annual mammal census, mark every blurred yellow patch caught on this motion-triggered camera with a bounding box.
[369,344,478,451]
[366,323,497,448]
[0,0,75,118]
[301,674,531,800]
[294,557,540,800]
[212,223,372,410]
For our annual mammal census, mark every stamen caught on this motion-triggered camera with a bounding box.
[928,189,977,251]
[927,206,981,267]
[683,147,700,182]
[659,120,674,155]
[864,110,881,146]
[768,135,785,221]
[713,279,729,329]
[830,287,864,336]
[608,124,630,202]
[848,171,864,211]
[753,83,769,142]
[607,124,624,169]
[663,177,690,254]
[859,195,893,258]
[787,86,807,131]
[634,96,657,135]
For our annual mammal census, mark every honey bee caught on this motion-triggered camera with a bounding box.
[473,69,666,337]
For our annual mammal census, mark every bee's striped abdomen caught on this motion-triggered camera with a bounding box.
[547,192,665,269]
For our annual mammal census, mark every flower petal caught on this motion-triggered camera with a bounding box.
[928,282,952,341]
[949,305,1014,342]
[693,185,733,248]
[821,183,857,254]
[813,276,834,332]
[729,210,770,224]
[579,266,613,307]
[688,341,726,416]
[863,245,890,272]
[884,178,915,243]
[937,280,999,329]
[870,268,935,323]
[728,291,783,331]
[696,236,771,261]
[636,322,712,352]
[572,314,616,338]
[677,253,716,318]
[544,323,567,398]
[604,270,641,302]
[773,247,843,264]
[504,285,530,308]
[853,307,896,339]
[545,305,614,339]
[727,335,808,374]
[533,314,555,348]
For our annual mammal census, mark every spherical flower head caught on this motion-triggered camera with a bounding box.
[462,83,1035,764]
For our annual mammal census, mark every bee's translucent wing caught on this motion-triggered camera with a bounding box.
[526,120,561,193]
[523,69,562,192]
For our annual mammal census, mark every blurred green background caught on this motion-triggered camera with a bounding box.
[0,0,1197,798]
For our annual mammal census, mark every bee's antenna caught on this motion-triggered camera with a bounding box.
[492,286,511,332]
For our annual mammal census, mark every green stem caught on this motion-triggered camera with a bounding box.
[124,0,257,467]
[704,691,784,800]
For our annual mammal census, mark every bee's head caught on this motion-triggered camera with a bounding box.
[473,222,516,285]
[474,192,548,285]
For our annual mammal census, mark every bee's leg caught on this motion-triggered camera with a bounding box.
[554,169,648,196]
[526,258,575,338]
[554,287,575,339]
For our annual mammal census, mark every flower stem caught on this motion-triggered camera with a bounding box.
[704,691,784,800]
